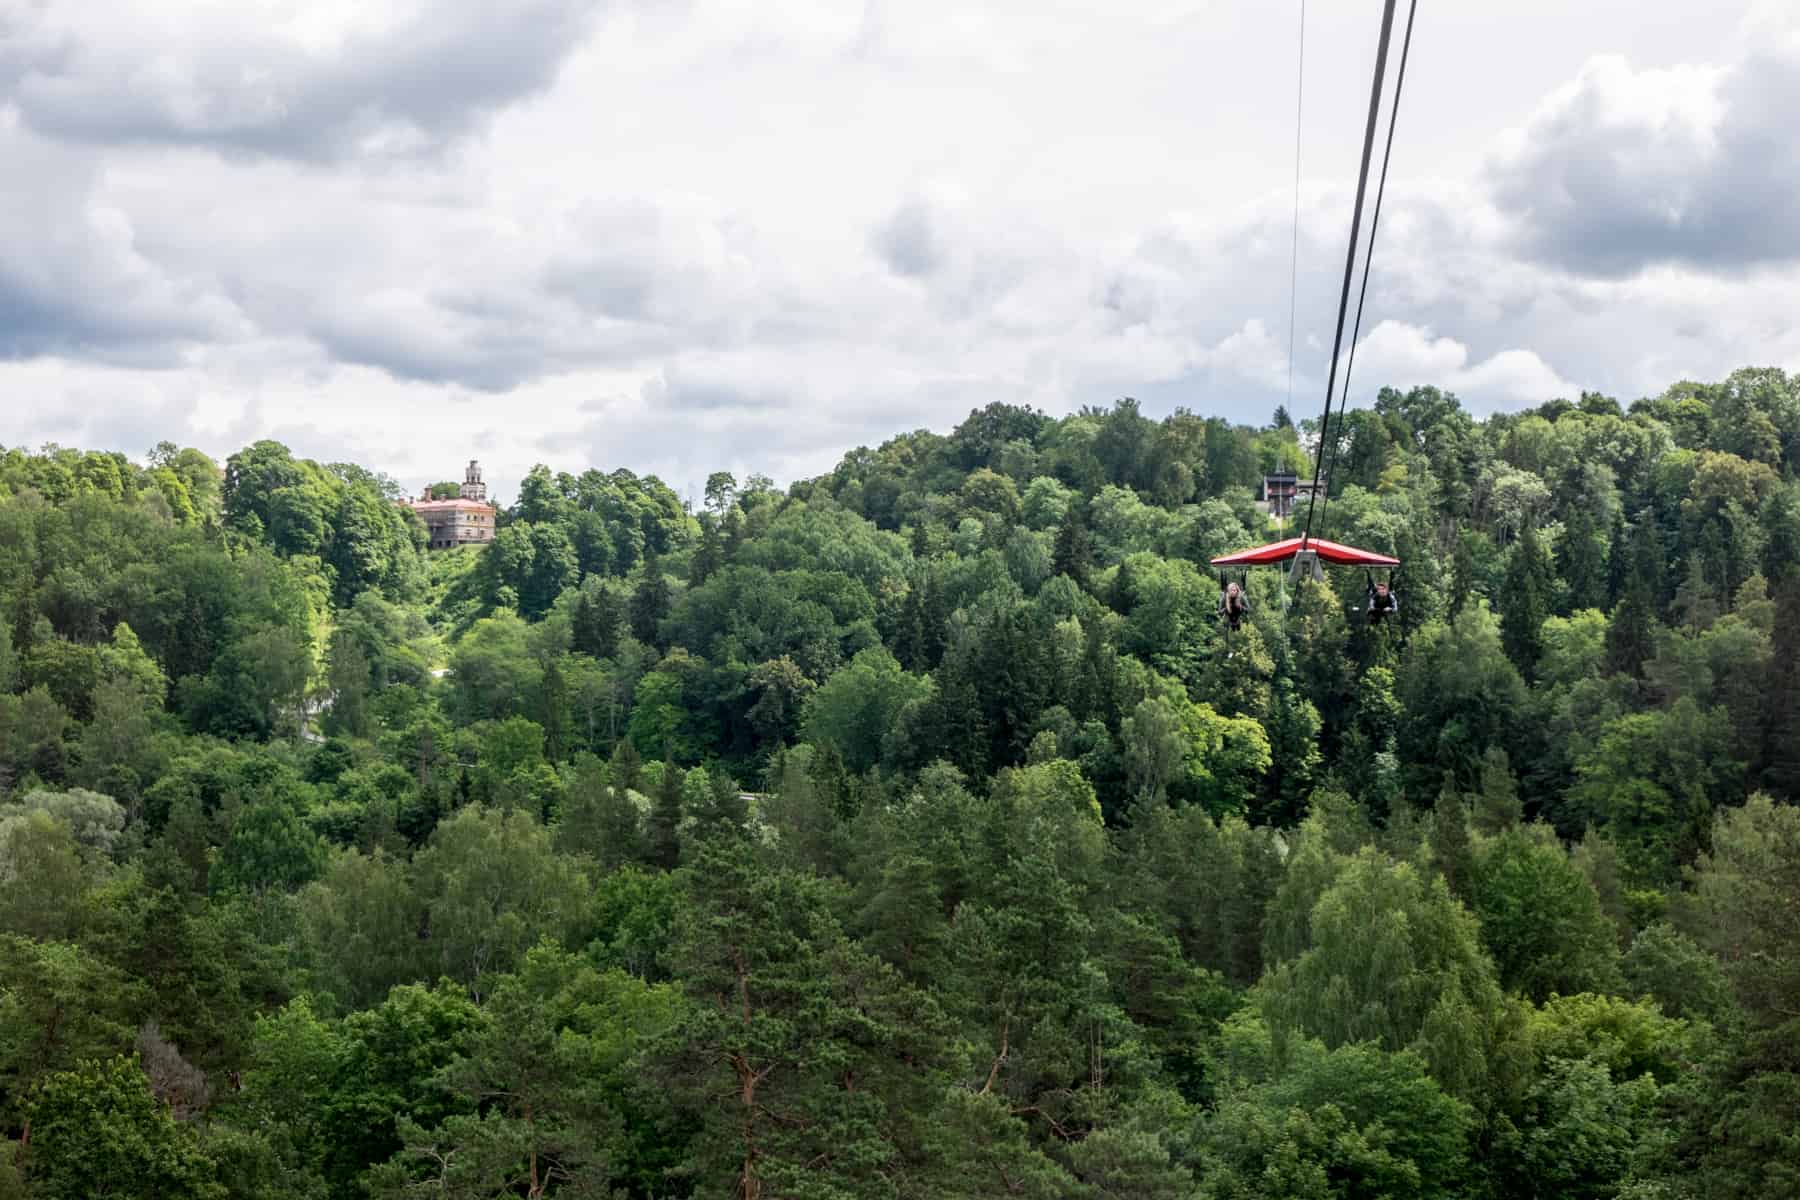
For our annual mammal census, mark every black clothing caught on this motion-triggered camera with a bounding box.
[1219,592,1250,632]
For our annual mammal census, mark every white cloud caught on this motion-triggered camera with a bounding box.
[0,119,245,358]
[1344,321,1578,412]
[0,0,601,158]
[0,0,1795,500]
[1485,35,1800,273]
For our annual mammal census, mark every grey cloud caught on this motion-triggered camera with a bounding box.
[652,371,782,413]
[65,395,206,462]
[3,0,601,159]
[0,381,206,459]
[0,126,238,361]
[871,198,945,278]
[1488,43,1800,275]
[303,285,688,393]
[564,360,1015,494]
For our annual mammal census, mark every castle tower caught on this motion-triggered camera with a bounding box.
[460,459,487,502]
[406,459,497,550]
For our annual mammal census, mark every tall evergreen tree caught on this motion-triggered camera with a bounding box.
[1431,782,1473,901]
[571,587,622,658]
[807,739,852,821]
[538,657,569,763]
[1628,510,1667,609]
[1448,533,1477,617]
[1500,524,1553,679]
[1606,586,1658,680]
[629,556,671,648]
[1762,571,1800,800]
[691,770,749,841]
[1605,508,1632,607]
[1052,506,1093,586]
[1557,502,1608,613]
[896,578,928,672]
[1110,555,1138,615]
[609,735,643,795]
[648,759,684,869]
[1671,552,1721,632]
[688,515,725,587]
[909,521,930,561]
[919,572,949,670]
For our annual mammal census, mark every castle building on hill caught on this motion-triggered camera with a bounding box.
[405,460,497,549]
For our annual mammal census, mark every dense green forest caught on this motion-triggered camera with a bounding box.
[2,370,1799,1199]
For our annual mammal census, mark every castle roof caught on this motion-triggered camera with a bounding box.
[405,498,496,512]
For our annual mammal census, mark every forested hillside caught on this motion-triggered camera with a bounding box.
[2,370,1799,1198]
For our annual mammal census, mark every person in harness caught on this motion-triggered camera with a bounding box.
[1219,576,1250,632]
[1366,571,1398,624]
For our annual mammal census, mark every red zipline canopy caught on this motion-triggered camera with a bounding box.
[1210,536,1399,567]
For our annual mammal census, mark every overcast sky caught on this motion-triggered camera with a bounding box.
[3,0,1797,504]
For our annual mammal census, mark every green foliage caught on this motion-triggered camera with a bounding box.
[1500,524,1555,677]
[1257,849,1504,1101]
[2,369,1796,1199]
[212,800,328,896]
[368,945,678,1198]
[801,646,931,774]
[1396,602,1528,793]
[0,936,141,1121]
[1679,793,1800,1032]
[1468,825,1622,1001]
[1199,1033,1474,1200]
[1622,921,1736,1026]
[660,840,950,1198]
[23,1056,223,1199]
[1571,697,1741,886]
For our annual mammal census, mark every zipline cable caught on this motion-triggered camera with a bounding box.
[1318,0,1420,543]
[1284,0,1307,429]
[1297,0,1400,552]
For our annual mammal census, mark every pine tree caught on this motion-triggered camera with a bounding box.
[648,759,684,869]
[1110,555,1138,615]
[1761,571,1800,800]
[658,842,948,1200]
[1448,534,1476,617]
[1471,746,1522,834]
[1605,586,1657,680]
[909,521,930,561]
[0,621,15,693]
[807,740,853,821]
[1604,508,1631,607]
[896,579,928,671]
[538,656,569,763]
[554,753,642,867]
[592,586,623,658]
[1671,552,1720,632]
[919,573,949,669]
[1761,484,1800,581]
[689,515,725,587]
[572,587,622,658]
[323,629,371,738]
[630,555,671,648]
[691,770,749,841]
[571,591,600,656]
[1556,502,1608,613]
[1430,781,1473,901]
[609,735,642,795]
[1052,507,1093,586]
[1627,511,1666,609]
[1500,524,1552,679]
